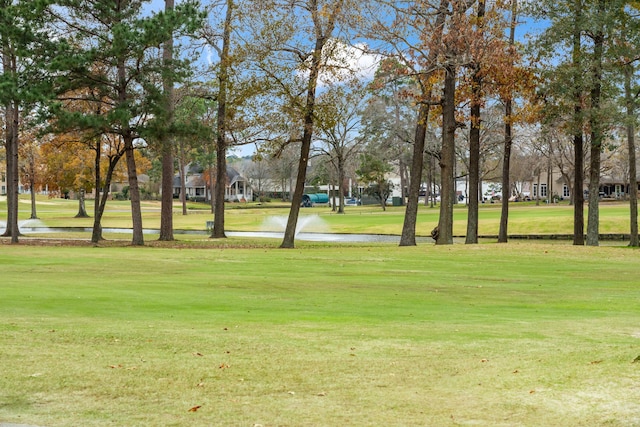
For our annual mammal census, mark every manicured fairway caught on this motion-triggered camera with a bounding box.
[1,241,639,426]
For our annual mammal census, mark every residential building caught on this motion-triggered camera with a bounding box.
[173,164,252,202]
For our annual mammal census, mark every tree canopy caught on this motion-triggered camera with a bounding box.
[2,0,640,247]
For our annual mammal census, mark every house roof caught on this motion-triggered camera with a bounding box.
[173,175,206,188]
[188,175,207,187]
[227,166,244,186]
[188,163,204,174]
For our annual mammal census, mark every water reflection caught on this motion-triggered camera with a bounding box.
[11,226,425,243]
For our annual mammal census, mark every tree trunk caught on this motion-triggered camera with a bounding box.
[115,23,143,245]
[573,131,584,244]
[8,105,18,244]
[159,0,176,241]
[466,1,485,245]
[213,141,227,238]
[625,63,638,247]
[547,158,552,204]
[586,3,604,247]
[586,137,601,246]
[535,170,541,206]
[29,174,37,220]
[400,0,448,245]
[92,144,103,243]
[2,45,19,243]
[331,182,337,212]
[337,155,345,214]
[159,141,175,239]
[125,136,144,246]
[466,60,482,244]
[280,33,328,248]
[92,155,122,244]
[91,214,103,244]
[498,109,513,243]
[498,0,517,244]
[75,188,89,218]
[572,0,585,245]
[3,103,19,242]
[281,128,313,247]
[379,190,387,211]
[400,103,428,246]
[212,0,233,239]
[437,64,456,245]
[466,108,480,243]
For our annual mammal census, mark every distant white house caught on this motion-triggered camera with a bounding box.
[0,164,29,196]
[172,164,252,202]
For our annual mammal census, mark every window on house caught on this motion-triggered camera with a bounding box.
[196,188,204,196]
[563,185,570,198]
[533,184,548,197]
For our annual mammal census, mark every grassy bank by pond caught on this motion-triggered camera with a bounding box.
[1,195,638,239]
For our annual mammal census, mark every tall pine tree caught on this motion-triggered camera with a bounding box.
[48,0,203,246]
[0,0,54,243]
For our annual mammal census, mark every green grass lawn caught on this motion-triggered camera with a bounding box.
[1,196,640,425]
[1,242,639,426]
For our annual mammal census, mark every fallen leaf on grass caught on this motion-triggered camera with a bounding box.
[108,364,138,370]
[197,382,205,388]
[590,360,602,365]
[219,363,230,369]
[188,405,202,412]
[317,391,326,396]
[192,352,204,357]
[481,359,489,363]
[633,355,640,363]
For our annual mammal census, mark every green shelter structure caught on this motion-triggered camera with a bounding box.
[302,193,329,207]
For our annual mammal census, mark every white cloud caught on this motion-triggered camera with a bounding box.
[317,40,381,86]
